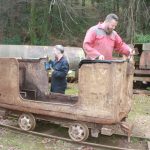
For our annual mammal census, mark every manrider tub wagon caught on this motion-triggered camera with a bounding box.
[0,57,134,142]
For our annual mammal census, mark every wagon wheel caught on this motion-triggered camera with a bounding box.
[18,113,36,131]
[68,122,89,142]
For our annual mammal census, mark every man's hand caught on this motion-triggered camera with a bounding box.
[127,48,135,60]
[48,56,51,61]
[98,55,105,60]
[129,48,135,56]
[48,68,54,76]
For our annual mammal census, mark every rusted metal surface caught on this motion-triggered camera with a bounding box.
[78,60,134,123]
[0,58,134,125]
[42,93,78,104]
[139,43,150,69]
[0,45,85,70]
[19,58,49,99]
[101,121,133,142]
[139,51,150,69]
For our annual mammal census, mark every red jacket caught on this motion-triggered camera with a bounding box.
[83,22,130,60]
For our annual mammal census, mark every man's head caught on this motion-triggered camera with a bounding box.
[103,14,118,34]
[54,45,64,60]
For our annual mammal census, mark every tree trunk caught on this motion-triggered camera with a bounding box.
[29,0,37,44]
[126,0,136,43]
[82,0,85,16]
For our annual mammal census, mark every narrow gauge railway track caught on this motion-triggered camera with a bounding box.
[0,122,149,150]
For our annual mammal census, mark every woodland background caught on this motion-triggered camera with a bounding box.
[0,0,150,46]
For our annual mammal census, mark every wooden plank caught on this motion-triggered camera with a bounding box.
[133,89,150,95]
[134,76,150,82]
[134,69,150,75]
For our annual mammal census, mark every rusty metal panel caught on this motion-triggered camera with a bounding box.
[0,58,134,125]
[0,58,19,104]
[78,61,133,123]
[0,58,80,121]
[19,58,49,99]
[139,51,150,69]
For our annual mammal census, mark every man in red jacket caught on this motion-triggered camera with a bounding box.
[83,13,134,60]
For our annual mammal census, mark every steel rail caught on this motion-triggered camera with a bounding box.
[0,123,140,150]
[115,133,150,141]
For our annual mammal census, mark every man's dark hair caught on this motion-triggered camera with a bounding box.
[105,14,119,22]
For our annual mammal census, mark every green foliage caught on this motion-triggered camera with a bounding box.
[134,34,150,43]
[65,83,78,95]
[128,95,150,120]
[48,1,90,46]
[0,0,150,45]
[2,35,22,45]
[147,87,150,91]
[28,0,50,45]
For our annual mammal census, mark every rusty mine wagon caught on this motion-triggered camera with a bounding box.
[0,57,134,142]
